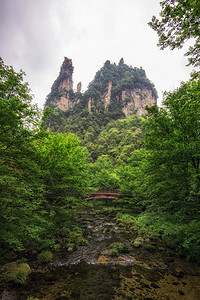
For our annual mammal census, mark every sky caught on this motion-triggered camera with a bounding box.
[0,0,193,108]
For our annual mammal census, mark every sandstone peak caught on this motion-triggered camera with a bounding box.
[61,57,74,75]
[45,57,77,111]
[77,82,82,92]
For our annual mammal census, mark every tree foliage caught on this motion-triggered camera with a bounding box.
[84,115,144,163]
[125,78,200,261]
[149,0,200,67]
[144,77,200,210]
[35,132,89,204]
[0,58,44,256]
[88,155,119,190]
[0,59,89,262]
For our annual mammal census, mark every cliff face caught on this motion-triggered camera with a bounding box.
[103,81,112,110]
[45,57,157,118]
[122,88,155,117]
[100,83,156,117]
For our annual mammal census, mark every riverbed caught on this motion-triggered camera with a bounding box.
[1,206,200,299]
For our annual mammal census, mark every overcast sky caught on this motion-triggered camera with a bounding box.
[0,0,193,108]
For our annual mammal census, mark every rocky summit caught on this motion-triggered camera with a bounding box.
[44,57,157,119]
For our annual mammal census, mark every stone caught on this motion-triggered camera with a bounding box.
[1,262,31,284]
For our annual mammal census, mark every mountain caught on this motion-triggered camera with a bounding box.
[44,57,157,136]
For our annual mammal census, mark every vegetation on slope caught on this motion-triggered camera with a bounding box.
[88,58,157,99]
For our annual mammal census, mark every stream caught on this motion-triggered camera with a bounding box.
[1,206,200,299]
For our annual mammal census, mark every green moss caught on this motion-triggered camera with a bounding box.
[68,231,88,249]
[101,227,110,233]
[132,237,144,248]
[109,248,119,257]
[79,237,88,246]
[130,225,139,233]
[37,251,53,264]
[92,233,98,237]
[109,242,129,256]
[115,213,136,229]
[1,262,31,284]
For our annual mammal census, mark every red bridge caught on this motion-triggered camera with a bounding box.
[82,189,120,201]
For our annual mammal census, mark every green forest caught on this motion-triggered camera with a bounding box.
[0,0,200,273]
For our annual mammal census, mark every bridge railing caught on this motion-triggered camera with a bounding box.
[91,189,119,194]
[82,190,120,201]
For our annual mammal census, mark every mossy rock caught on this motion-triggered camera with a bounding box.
[1,262,31,284]
[37,251,53,264]
[133,241,142,248]
[132,237,144,248]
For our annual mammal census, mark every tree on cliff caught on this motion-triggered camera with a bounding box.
[149,0,200,67]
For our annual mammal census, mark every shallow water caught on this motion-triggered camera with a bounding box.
[1,207,200,299]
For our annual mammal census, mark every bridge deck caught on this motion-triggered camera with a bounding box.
[82,190,120,201]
